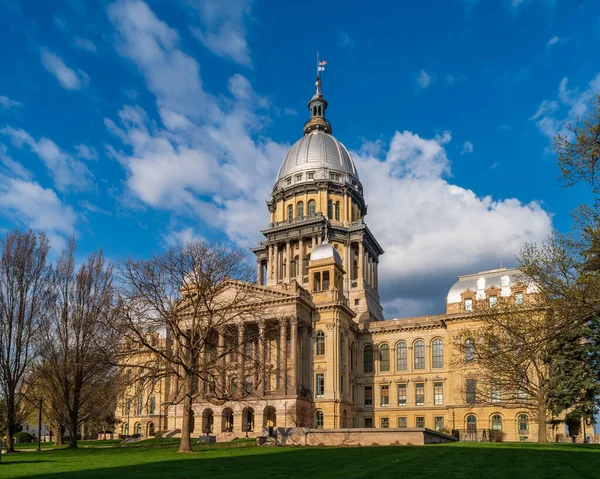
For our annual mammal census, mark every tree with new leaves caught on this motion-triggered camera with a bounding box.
[115,241,270,453]
[0,230,50,452]
[37,239,118,448]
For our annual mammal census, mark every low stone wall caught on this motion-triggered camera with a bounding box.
[276,427,455,446]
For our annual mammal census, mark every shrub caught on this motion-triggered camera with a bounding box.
[488,429,505,442]
[14,432,33,443]
[370,442,380,447]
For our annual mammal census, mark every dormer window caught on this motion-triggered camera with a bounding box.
[489,295,498,308]
[515,291,524,305]
[464,298,473,311]
[501,275,510,287]
[286,177,292,186]
[295,173,303,182]
[307,172,315,180]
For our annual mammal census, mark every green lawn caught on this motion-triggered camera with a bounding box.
[0,441,598,478]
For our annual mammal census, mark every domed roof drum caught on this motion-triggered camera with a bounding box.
[276,131,360,188]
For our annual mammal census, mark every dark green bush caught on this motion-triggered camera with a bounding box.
[14,432,34,443]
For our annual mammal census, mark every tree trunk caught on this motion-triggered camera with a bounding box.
[68,413,78,448]
[5,396,16,453]
[537,398,548,443]
[178,390,194,453]
[55,426,64,446]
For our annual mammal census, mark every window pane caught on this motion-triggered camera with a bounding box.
[466,379,477,404]
[416,383,424,406]
[364,345,373,373]
[381,417,389,429]
[316,373,324,397]
[398,417,407,428]
[414,340,425,369]
[316,331,325,355]
[432,339,443,368]
[416,417,425,428]
[398,384,407,406]
[464,298,473,311]
[364,386,373,407]
[380,344,390,372]
[396,342,407,370]
[434,382,443,405]
[434,416,444,431]
[381,385,389,407]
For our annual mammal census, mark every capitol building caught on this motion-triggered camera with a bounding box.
[116,76,542,443]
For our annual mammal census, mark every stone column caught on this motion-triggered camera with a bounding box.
[218,327,226,395]
[258,320,265,394]
[267,244,273,282]
[289,318,298,395]
[274,244,279,282]
[299,238,304,277]
[279,319,288,393]
[358,242,363,286]
[238,322,245,394]
[286,241,291,280]
[256,261,262,285]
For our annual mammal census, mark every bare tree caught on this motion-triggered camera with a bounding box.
[0,230,50,452]
[452,292,556,443]
[115,241,269,453]
[38,239,118,448]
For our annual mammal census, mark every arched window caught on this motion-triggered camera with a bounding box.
[308,200,316,216]
[335,202,340,221]
[518,414,529,434]
[432,338,443,369]
[465,338,475,362]
[379,344,390,372]
[328,200,333,218]
[287,204,293,220]
[313,106,317,116]
[315,410,324,429]
[315,331,325,356]
[363,345,374,373]
[297,201,304,219]
[466,415,477,434]
[491,414,502,431]
[396,342,407,370]
[414,340,425,370]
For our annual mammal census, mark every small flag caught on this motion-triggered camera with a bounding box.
[318,66,325,71]
[319,60,327,66]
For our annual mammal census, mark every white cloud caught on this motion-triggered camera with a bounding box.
[531,73,600,140]
[1,127,93,192]
[547,35,560,47]
[460,140,474,155]
[353,131,553,316]
[0,175,77,250]
[337,28,355,48]
[73,37,97,52]
[187,0,252,66]
[40,48,88,90]
[0,95,23,109]
[162,226,204,247]
[416,69,432,89]
[0,144,31,179]
[75,144,98,160]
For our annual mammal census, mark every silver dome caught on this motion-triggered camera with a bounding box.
[446,268,537,304]
[275,131,360,188]
[310,242,342,264]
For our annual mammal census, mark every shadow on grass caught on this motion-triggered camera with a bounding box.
[3,443,600,479]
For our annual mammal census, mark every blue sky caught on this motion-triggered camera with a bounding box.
[0,0,598,317]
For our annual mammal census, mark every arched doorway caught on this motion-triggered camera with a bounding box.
[466,415,477,441]
[202,409,214,435]
[242,407,255,432]
[222,408,234,432]
[147,422,155,437]
[263,406,276,436]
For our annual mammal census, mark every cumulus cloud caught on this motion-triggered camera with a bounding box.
[0,95,23,109]
[0,126,93,192]
[416,69,432,89]
[353,131,553,316]
[186,0,253,66]
[40,48,88,90]
[0,175,77,250]
[461,141,474,155]
[531,73,600,140]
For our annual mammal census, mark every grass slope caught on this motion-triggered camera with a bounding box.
[0,441,598,478]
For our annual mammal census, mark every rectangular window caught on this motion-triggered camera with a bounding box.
[517,388,528,402]
[464,298,473,311]
[380,385,389,407]
[364,418,373,428]
[149,397,156,415]
[491,379,501,403]
[125,399,131,415]
[397,417,407,428]
[434,416,444,431]
[295,174,302,182]
[286,177,292,185]
[381,417,389,429]
[434,382,443,405]
[466,379,477,404]
[340,374,344,394]
[364,385,373,407]
[136,396,143,416]
[515,292,524,305]
[307,172,314,179]
[416,416,425,428]
[489,295,498,308]
[415,382,425,406]
[398,384,407,406]
[316,373,325,398]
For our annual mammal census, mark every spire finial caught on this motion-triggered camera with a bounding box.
[304,55,331,135]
